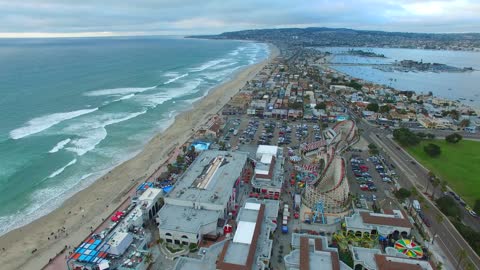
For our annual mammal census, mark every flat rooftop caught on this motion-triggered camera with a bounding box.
[285,234,350,270]
[217,200,279,270]
[252,147,284,189]
[158,204,221,234]
[345,209,412,235]
[166,150,248,206]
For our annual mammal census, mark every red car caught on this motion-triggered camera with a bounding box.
[360,184,369,191]
[359,165,369,172]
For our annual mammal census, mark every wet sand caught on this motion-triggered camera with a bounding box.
[0,43,279,270]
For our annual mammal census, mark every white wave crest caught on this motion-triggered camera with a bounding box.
[189,59,226,72]
[65,111,147,156]
[10,108,98,140]
[164,73,189,85]
[113,93,136,102]
[84,86,156,97]
[139,79,202,107]
[48,158,77,178]
[48,138,71,153]
[211,61,238,70]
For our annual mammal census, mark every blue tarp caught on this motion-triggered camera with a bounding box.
[137,182,154,191]
[192,141,211,151]
[162,186,174,193]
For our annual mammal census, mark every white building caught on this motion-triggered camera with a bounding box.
[157,150,248,245]
[251,145,285,197]
[345,209,413,238]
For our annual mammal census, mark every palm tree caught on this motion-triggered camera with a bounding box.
[456,249,468,270]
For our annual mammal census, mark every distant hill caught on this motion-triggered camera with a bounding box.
[188,27,480,50]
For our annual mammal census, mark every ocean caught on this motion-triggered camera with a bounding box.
[0,36,269,235]
[318,47,480,108]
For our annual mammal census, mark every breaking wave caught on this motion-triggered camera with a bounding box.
[10,108,98,140]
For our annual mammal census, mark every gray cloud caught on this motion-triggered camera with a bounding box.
[0,0,478,37]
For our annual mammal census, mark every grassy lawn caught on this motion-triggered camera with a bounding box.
[406,139,480,206]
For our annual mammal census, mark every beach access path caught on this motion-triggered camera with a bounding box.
[0,43,279,270]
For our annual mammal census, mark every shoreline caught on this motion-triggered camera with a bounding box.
[0,43,279,270]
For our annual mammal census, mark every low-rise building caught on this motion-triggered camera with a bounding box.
[284,233,352,270]
[345,209,413,238]
[157,150,249,245]
[173,199,279,270]
[351,246,436,270]
[251,145,285,199]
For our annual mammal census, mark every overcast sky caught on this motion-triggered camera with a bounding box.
[0,0,479,37]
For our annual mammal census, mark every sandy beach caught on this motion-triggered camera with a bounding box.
[0,43,279,270]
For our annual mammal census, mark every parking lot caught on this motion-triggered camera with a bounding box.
[220,115,325,149]
[345,151,398,210]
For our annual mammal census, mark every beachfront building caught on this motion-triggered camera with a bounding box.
[284,233,352,270]
[350,246,435,270]
[345,209,413,238]
[157,150,249,245]
[133,184,163,221]
[250,145,285,200]
[172,199,279,270]
[69,195,157,270]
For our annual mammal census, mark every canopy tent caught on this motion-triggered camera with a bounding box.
[289,156,301,163]
[70,237,110,265]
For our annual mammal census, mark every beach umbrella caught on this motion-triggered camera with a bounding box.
[394,239,423,258]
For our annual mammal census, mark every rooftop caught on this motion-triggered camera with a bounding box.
[345,209,412,235]
[157,204,221,234]
[285,234,351,270]
[166,150,248,207]
[252,146,284,190]
[217,199,279,270]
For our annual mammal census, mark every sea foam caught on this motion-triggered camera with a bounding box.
[48,138,71,153]
[163,73,189,85]
[65,110,147,156]
[84,86,156,97]
[10,108,98,140]
[48,158,77,178]
[189,59,226,72]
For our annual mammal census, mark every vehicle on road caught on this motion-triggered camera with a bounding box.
[413,200,421,212]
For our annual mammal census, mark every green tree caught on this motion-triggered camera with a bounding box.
[379,105,390,113]
[423,143,441,157]
[459,119,471,128]
[449,110,460,120]
[366,102,379,112]
[436,196,462,220]
[394,188,412,200]
[315,102,327,110]
[426,133,436,140]
[347,81,363,91]
[368,143,379,155]
[393,128,421,146]
[445,133,462,144]
[474,199,480,214]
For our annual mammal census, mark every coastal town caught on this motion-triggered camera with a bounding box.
[21,44,479,270]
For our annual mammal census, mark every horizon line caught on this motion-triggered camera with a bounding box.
[1,27,479,39]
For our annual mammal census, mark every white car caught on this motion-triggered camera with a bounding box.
[469,210,478,218]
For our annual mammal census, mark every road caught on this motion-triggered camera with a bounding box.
[330,96,480,269]
[358,116,480,270]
